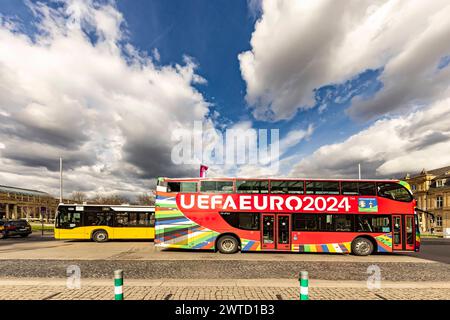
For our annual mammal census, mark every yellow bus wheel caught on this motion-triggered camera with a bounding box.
[92,230,109,243]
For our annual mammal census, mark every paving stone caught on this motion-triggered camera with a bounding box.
[0,285,449,300]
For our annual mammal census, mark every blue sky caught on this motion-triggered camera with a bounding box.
[114,0,383,163]
[118,1,381,144]
[0,0,449,197]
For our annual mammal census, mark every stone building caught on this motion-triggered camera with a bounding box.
[405,166,450,235]
[0,185,59,222]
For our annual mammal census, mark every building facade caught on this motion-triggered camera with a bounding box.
[0,185,59,222]
[405,166,450,235]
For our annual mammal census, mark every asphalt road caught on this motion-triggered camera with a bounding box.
[1,233,449,263]
[405,238,450,264]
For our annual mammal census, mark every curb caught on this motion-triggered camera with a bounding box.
[1,278,450,289]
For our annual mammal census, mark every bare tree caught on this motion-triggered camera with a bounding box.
[90,193,130,205]
[71,191,87,204]
[137,192,155,206]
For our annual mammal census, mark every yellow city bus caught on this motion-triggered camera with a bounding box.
[54,204,155,242]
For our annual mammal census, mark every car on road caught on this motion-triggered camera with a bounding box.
[0,220,32,239]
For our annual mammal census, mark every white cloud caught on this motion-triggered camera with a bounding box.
[290,98,450,179]
[232,123,315,178]
[240,0,450,121]
[279,124,314,152]
[152,48,161,62]
[247,0,263,19]
[0,0,211,197]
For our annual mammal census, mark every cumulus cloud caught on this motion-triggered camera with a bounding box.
[240,0,450,121]
[290,98,450,179]
[279,124,314,152]
[247,0,263,19]
[0,0,210,197]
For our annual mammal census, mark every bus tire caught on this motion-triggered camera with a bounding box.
[217,235,239,254]
[351,237,374,256]
[92,230,109,243]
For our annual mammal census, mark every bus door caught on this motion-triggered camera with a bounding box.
[404,215,415,251]
[393,215,415,251]
[393,215,402,250]
[277,214,291,250]
[261,214,276,250]
[261,214,291,250]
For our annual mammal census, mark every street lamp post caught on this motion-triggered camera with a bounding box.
[59,157,63,204]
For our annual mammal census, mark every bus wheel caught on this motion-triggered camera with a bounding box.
[351,237,374,256]
[217,235,239,254]
[92,230,108,243]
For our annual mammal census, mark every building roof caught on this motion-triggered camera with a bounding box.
[409,165,450,178]
[432,173,450,180]
[0,185,52,198]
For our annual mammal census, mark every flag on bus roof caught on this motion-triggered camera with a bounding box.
[200,165,209,178]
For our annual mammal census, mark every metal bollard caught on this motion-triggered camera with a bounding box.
[114,270,124,300]
[299,271,309,300]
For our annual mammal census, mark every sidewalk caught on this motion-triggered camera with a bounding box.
[0,279,449,300]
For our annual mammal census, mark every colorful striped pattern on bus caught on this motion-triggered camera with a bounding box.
[156,192,393,253]
[156,192,219,250]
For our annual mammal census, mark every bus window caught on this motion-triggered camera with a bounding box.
[306,181,339,195]
[167,182,198,193]
[236,180,269,194]
[270,180,304,194]
[219,212,259,230]
[239,213,260,229]
[167,182,180,192]
[201,181,234,193]
[377,183,413,202]
[149,212,156,227]
[56,207,81,229]
[356,215,391,233]
[85,212,111,226]
[129,213,139,226]
[358,182,377,196]
[293,214,318,231]
[305,181,317,194]
[334,215,353,232]
[115,213,129,227]
[342,181,376,196]
[317,215,353,232]
[342,182,358,195]
[181,182,197,192]
[320,182,340,195]
[135,212,155,227]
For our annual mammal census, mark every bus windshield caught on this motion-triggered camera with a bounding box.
[56,207,81,229]
[377,182,412,202]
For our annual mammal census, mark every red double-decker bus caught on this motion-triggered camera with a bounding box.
[155,178,419,256]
